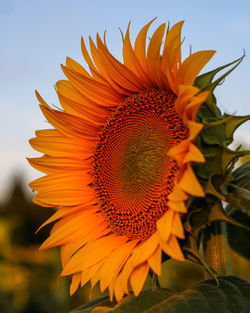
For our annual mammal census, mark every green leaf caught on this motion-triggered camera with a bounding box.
[70,289,174,313]
[223,114,250,145]
[202,124,228,146]
[195,55,244,120]
[226,209,250,259]
[194,56,244,91]
[70,276,250,313]
[221,148,250,174]
[222,161,250,214]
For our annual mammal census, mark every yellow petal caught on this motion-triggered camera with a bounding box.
[188,121,204,140]
[182,143,205,164]
[168,200,187,213]
[114,273,127,302]
[70,272,81,295]
[168,140,189,165]
[123,22,152,87]
[134,18,156,72]
[147,23,166,88]
[55,80,110,118]
[148,245,162,276]
[40,210,104,249]
[157,210,174,242]
[130,262,149,296]
[29,134,93,158]
[99,240,138,292]
[27,155,90,174]
[62,235,127,275]
[161,235,185,261]
[174,50,216,89]
[168,185,188,202]
[161,21,184,75]
[131,232,160,266]
[174,85,200,118]
[172,212,185,239]
[40,105,99,139]
[81,261,104,287]
[66,57,92,78]
[36,204,95,233]
[178,164,205,197]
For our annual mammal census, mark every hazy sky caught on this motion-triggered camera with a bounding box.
[1,0,250,200]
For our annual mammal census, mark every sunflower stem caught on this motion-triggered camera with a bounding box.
[203,221,232,278]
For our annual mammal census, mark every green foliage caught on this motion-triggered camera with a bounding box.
[226,209,250,259]
[178,57,250,278]
[222,162,250,214]
[70,276,250,313]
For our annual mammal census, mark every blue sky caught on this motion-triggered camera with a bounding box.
[0,0,250,199]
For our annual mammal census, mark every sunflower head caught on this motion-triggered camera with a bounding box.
[28,19,247,301]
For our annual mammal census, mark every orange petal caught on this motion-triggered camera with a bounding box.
[168,200,187,213]
[40,105,99,139]
[30,171,92,192]
[36,204,96,233]
[174,85,200,118]
[40,210,104,249]
[114,273,127,302]
[182,143,205,164]
[161,21,184,76]
[70,272,81,295]
[55,80,111,116]
[188,121,204,140]
[27,155,90,174]
[130,262,149,296]
[161,235,185,261]
[168,141,205,165]
[34,187,96,207]
[157,210,174,242]
[62,65,122,105]
[131,232,160,266]
[62,235,127,275]
[123,22,152,87]
[174,50,216,90]
[146,23,166,88]
[29,135,93,158]
[172,212,185,239]
[99,240,138,292]
[168,185,188,202]
[168,140,190,165]
[96,34,144,92]
[178,164,205,197]
[66,57,92,78]
[134,18,156,72]
[147,245,162,276]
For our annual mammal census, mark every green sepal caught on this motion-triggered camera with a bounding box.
[221,146,250,174]
[226,207,250,259]
[182,235,218,279]
[205,174,225,199]
[195,54,245,119]
[195,55,245,91]
[222,161,250,215]
[202,124,228,146]
[207,202,250,231]
[223,114,250,144]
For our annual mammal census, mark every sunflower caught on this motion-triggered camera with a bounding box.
[28,19,215,301]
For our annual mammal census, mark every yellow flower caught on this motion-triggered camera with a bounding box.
[28,20,215,301]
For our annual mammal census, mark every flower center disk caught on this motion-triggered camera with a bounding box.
[93,89,188,242]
